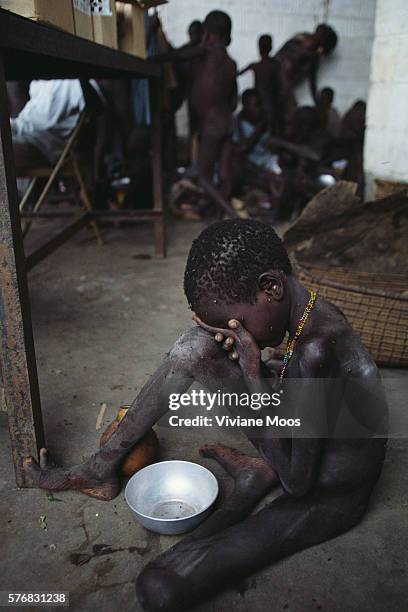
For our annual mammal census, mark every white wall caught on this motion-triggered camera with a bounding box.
[158,0,377,133]
[364,0,408,189]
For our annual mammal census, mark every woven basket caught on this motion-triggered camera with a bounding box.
[290,264,408,367]
[375,179,408,200]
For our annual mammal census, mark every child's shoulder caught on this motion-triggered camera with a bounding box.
[300,298,376,378]
[315,298,355,347]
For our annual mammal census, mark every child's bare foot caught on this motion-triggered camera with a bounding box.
[199,443,278,489]
[23,449,120,501]
[137,445,279,610]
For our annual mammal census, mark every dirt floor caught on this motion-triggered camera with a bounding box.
[1,219,407,612]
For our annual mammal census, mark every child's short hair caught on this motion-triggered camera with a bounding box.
[204,10,232,46]
[184,220,292,308]
[315,24,338,54]
[188,20,202,38]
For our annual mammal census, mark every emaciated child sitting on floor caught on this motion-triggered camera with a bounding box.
[25,219,387,612]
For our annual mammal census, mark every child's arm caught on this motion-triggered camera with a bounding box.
[268,136,321,162]
[247,342,329,496]
[237,63,254,77]
[241,332,328,498]
[308,53,320,105]
[193,317,330,497]
[151,44,205,64]
[241,119,268,154]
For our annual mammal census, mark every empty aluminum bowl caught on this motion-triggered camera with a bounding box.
[125,460,219,535]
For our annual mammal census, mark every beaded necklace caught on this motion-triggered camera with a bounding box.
[279,290,317,383]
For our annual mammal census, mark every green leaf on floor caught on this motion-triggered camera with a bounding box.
[45,491,64,503]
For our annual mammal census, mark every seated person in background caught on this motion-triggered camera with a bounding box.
[286,105,323,154]
[319,100,367,195]
[275,24,338,131]
[90,81,154,212]
[232,88,282,208]
[234,89,281,175]
[277,105,323,219]
[238,34,281,134]
[316,87,341,140]
[10,79,85,166]
[24,219,387,612]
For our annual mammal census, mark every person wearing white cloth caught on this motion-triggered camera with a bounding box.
[10,79,85,164]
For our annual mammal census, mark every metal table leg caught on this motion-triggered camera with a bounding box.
[0,55,45,486]
[151,77,165,258]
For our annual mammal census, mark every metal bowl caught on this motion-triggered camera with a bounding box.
[125,460,219,535]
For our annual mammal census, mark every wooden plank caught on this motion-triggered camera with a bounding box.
[0,7,160,80]
[25,213,90,272]
[0,55,45,485]
[91,209,163,218]
[21,210,164,219]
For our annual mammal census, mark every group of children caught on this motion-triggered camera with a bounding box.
[155,10,366,220]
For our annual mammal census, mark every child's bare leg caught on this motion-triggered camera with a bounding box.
[196,117,238,218]
[219,139,233,200]
[23,358,192,500]
[22,328,244,499]
[137,484,370,612]
[197,120,222,184]
[192,443,278,538]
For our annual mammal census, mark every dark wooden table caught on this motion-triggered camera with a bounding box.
[0,8,164,486]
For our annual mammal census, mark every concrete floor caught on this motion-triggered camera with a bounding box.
[1,219,407,612]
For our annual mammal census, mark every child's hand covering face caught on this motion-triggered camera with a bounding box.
[193,315,261,378]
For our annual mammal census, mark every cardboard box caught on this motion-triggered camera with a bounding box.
[116,2,168,57]
[0,0,75,32]
[73,0,93,41]
[91,0,117,48]
[116,2,145,58]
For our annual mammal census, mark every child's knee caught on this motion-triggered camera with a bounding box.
[136,565,184,612]
[168,327,218,363]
